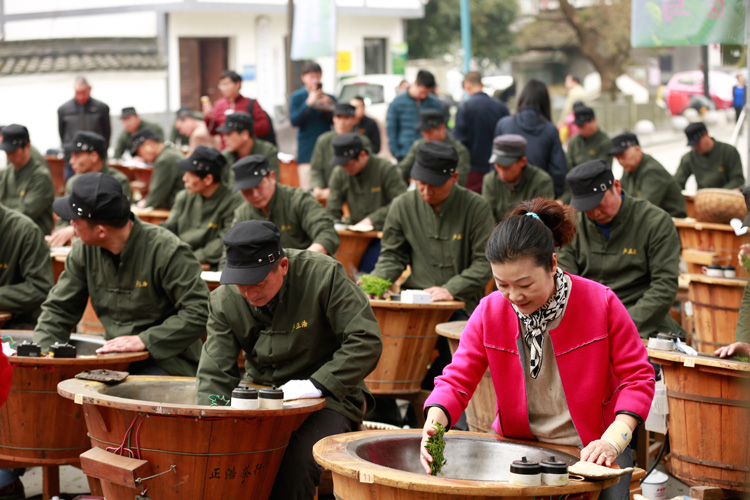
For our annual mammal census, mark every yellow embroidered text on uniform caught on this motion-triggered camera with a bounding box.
[280,225,293,231]
[135,280,149,288]
[718,166,725,172]
[292,320,308,331]
[0,263,8,269]
[207,222,220,229]
[371,187,382,193]
[622,248,637,255]
[452,234,463,240]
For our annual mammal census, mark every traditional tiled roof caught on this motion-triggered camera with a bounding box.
[0,38,165,76]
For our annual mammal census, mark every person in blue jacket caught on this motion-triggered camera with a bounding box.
[494,80,566,197]
[732,73,746,123]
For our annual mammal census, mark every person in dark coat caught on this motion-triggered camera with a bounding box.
[494,80,566,198]
[350,97,381,155]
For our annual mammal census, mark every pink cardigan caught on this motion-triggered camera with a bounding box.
[426,273,655,446]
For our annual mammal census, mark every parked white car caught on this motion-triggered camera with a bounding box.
[336,74,406,125]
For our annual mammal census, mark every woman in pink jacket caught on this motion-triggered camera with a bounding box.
[421,198,655,500]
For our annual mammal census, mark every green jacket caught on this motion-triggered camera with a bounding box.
[310,131,372,189]
[114,120,165,158]
[566,129,612,171]
[57,165,133,230]
[674,139,745,190]
[326,155,406,230]
[0,156,54,235]
[737,282,750,344]
[0,203,53,327]
[144,146,185,209]
[397,136,470,187]
[481,163,555,222]
[222,139,280,188]
[31,146,49,168]
[558,195,683,338]
[231,184,339,257]
[196,249,382,422]
[33,218,209,376]
[371,185,493,314]
[621,153,687,218]
[161,185,242,268]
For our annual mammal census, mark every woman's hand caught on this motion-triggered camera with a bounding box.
[715,341,750,359]
[420,407,449,474]
[580,439,618,467]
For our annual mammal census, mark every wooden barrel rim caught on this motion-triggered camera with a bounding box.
[673,219,735,231]
[369,299,465,310]
[666,389,750,408]
[687,274,748,287]
[647,349,750,373]
[435,321,467,341]
[9,351,149,366]
[336,229,383,238]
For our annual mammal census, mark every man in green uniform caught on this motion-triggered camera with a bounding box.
[33,173,209,375]
[218,112,279,187]
[0,125,48,168]
[310,103,373,198]
[131,129,185,209]
[162,146,242,269]
[482,134,555,222]
[113,107,164,159]
[47,131,133,247]
[566,104,612,170]
[229,155,339,257]
[397,110,469,187]
[0,203,53,329]
[196,220,381,499]
[326,133,406,230]
[674,122,745,190]
[610,132,687,218]
[0,125,54,235]
[558,160,683,339]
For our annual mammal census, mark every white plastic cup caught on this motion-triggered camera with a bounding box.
[641,470,668,500]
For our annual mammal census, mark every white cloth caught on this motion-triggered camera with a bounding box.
[280,379,323,401]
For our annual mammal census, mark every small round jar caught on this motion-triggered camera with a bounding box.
[258,388,284,410]
[509,456,541,486]
[541,456,569,486]
[722,265,736,278]
[231,387,258,410]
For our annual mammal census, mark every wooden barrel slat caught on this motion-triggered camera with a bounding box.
[687,274,746,354]
[674,219,749,278]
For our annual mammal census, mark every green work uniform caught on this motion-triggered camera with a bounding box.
[397,136,470,187]
[114,120,165,158]
[736,282,750,344]
[310,131,372,189]
[161,185,242,268]
[326,155,406,230]
[558,195,683,338]
[481,163,555,222]
[0,203,53,328]
[56,165,133,230]
[31,145,49,169]
[621,153,687,218]
[221,139,280,188]
[561,129,613,204]
[0,156,54,235]
[230,184,339,257]
[196,249,383,422]
[33,217,209,376]
[674,139,745,190]
[144,146,184,209]
[371,186,493,314]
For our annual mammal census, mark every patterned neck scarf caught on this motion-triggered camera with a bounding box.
[512,268,569,379]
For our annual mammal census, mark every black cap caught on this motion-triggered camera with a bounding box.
[232,154,271,191]
[331,133,364,166]
[411,141,458,186]
[177,145,226,179]
[566,159,615,212]
[573,104,595,126]
[129,129,160,156]
[221,221,284,285]
[64,131,107,158]
[176,106,194,120]
[608,132,639,155]
[53,172,130,221]
[418,109,445,131]
[0,124,29,152]
[489,134,527,167]
[121,107,137,118]
[333,103,355,117]
[685,122,707,146]
[216,112,254,134]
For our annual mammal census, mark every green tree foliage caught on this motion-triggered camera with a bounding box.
[406,0,518,67]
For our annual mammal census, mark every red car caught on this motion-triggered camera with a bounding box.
[663,70,735,115]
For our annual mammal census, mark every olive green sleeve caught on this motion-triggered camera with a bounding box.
[371,199,411,283]
[195,290,244,405]
[481,173,499,222]
[297,192,340,255]
[366,166,407,230]
[326,168,346,222]
[0,225,53,314]
[310,135,328,189]
[160,191,184,234]
[33,243,91,350]
[736,282,750,344]
[137,245,209,360]
[634,168,668,208]
[19,170,54,222]
[673,156,692,189]
[194,196,241,266]
[456,143,470,187]
[722,146,745,189]
[557,223,582,275]
[396,143,419,185]
[144,160,175,209]
[114,130,129,159]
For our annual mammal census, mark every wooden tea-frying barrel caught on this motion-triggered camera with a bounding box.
[687,274,747,353]
[132,208,171,225]
[436,321,496,434]
[46,155,66,197]
[673,218,748,278]
[278,156,300,187]
[334,229,381,280]
[683,193,695,219]
[366,300,463,395]
[0,312,11,329]
[58,376,324,500]
[0,331,148,464]
[648,349,750,492]
[314,429,626,500]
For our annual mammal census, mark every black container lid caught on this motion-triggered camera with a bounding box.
[50,343,77,358]
[510,456,541,475]
[259,388,284,400]
[722,265,735,270]
[541,456,568,474]
[232,387,258,399]
[16,341,42,357]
